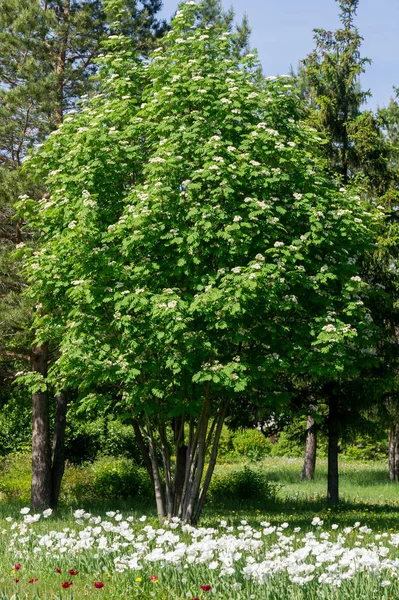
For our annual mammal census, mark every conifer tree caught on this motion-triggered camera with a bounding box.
[299,0,399,502]
[0,0,165,508]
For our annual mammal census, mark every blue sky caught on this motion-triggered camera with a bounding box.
[159,0,399,110]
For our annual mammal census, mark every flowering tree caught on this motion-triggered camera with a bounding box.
[19,0,381,522]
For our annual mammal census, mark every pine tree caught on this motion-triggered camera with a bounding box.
[0,0,166,508]
[298,0,399,503]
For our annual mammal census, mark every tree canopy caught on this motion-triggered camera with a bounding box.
[17,0,385,520]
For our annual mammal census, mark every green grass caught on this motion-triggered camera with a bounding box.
[0,455,398,598]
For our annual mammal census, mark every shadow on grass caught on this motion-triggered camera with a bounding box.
[202,494,399,530]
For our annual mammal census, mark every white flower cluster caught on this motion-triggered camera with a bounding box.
[8,510,399,590]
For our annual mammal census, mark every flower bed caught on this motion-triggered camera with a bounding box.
[4,508,399,598]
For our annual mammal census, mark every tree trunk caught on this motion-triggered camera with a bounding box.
[301,414,317,481]
[31,343,51,509]
[146,421,166,521]
[53,0,70,126]
[394,423,399,482]
[50,389,69,507]
[389,426,396,481]
[132,418,154,484]
[327,395,339,505]
[193,401,227,524]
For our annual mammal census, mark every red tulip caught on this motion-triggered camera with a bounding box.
[94,581,104,589]
[29,578,39,584]
[14,578,19,583]
[14,564,21,571]
[69,569,79,576]
[150,575,158,582]
[62,581,73,589]
[56,568,62,574]
[200,585,212,592]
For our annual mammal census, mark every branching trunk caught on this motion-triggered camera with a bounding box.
[50,389,69,508]
[194,400,228,524]
[301,414,317,481]
[135,388,227,524]
[146,421,166,521]
[31,343,51,509]
[327,395,339,505]
[132,418,154,484]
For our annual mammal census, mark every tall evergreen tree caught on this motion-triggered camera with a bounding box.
[298,0,399,503]
[0,0,166,508]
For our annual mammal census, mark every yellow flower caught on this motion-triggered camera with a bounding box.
[135,577,142,582]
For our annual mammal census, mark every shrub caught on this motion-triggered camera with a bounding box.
[343,440,388,461]
[65,417,144,464]
[232,429,272,461]
[0,453,31,503]
[212,426,234,459]
[207,466,280,505]
[63,456,153,503]
[270,431,305,458]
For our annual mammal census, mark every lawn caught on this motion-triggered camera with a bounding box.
[0,456,399,599]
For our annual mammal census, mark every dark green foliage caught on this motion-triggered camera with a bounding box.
[0,453,31,503]
[231,429,272,461]
[207,466,280,505]
[63,456,153,503]
[64,417,142,463]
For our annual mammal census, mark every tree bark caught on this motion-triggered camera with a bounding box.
[327,395,339,505]
[193,400,227,524]
[394,423,399,482]
[50,389,69,507]
[132,418,154,484]
[31,343,51,509]
[388,426,395,482]
[301,414,317,481]
[53,0,71,126]
[146,421,166,521]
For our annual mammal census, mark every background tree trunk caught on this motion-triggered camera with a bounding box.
[394,422,399,481]
[327,395,339,505]
[388,426,395,481]
[31,343,51,509]
[301,414,317,480]
[50,389,69,507]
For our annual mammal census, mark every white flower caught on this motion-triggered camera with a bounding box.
[274,241,284,248]
[220,98,231,104]
[167,300,177,309]
[43,509,53,518]
[322,324,336,333]
[350,276,362,282]
[20,507,30,515]
[233,215,242,222]
[231,267,241,274]
[293,192,303,200]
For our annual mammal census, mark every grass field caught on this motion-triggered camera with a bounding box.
[0,456,398,598]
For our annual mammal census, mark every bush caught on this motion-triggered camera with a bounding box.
[65,417,144,464]
[62,456,153,503]
[212,426,234,459]
[270,430,305,458]
[232,429,272,461]
[207,466,280,505]
[0,453,31,503]
[343,440,388,461]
